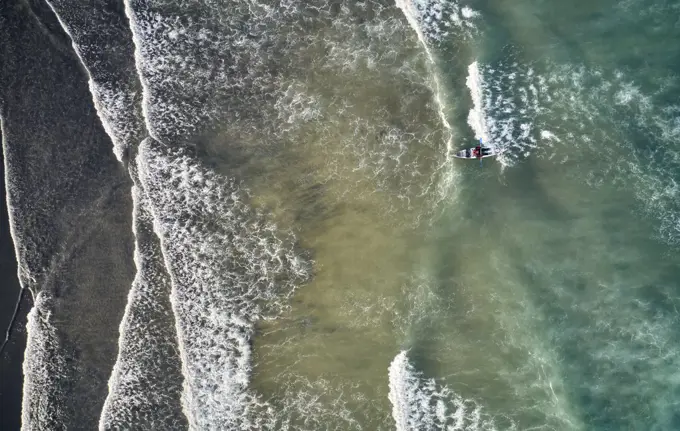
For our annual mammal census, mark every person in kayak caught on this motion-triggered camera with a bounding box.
[472,145,492,159]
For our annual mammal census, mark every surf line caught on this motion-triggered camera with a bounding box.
[394,0,454,158]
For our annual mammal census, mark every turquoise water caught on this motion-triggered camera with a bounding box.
[251,0,680,428]
[407,0,680,428]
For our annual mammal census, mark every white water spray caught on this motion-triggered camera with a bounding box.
[466,61,489,143]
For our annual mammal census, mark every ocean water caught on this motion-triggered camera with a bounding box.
[1,0,679,430]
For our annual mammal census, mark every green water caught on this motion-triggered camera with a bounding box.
[220,0,680,429]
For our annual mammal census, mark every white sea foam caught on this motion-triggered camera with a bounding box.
[4,116,66,431]
[547,66,680,245]
[119,2,455,428]
[41,5,189,428]
[394,0,467,161]
[121,0,159,145]
[21,293,68,431]
[258,372,377,430]
[396,0,453,151]
[119,3,298,426]
[136,138,310,429]
[263,5,451,214]
[395,0,479,44]
[462,58,572,167]
[44,1,143,162]
[122,0,286,144]
[540,130,560,142]
[99,185,186,429]
[122,0,447,216]
[274,82,322,129]
[466,61,489,144]
[86,81,142,162]
[471,55,680,245]
[1,109,37,291]
[388,350,504,431]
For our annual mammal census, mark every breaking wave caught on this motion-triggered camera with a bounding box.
[465,55,680,245]
[45,0,144,163]
[137,138,311,428]
[388,351,505,431]
[99,185,186,429]
[21,293,69,430]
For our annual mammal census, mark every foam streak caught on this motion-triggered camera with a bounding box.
[395,0,455,156]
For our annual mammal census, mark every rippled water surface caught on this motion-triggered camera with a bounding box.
[1,0,679,429]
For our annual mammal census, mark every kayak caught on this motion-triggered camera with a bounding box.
[452,145,501,159]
